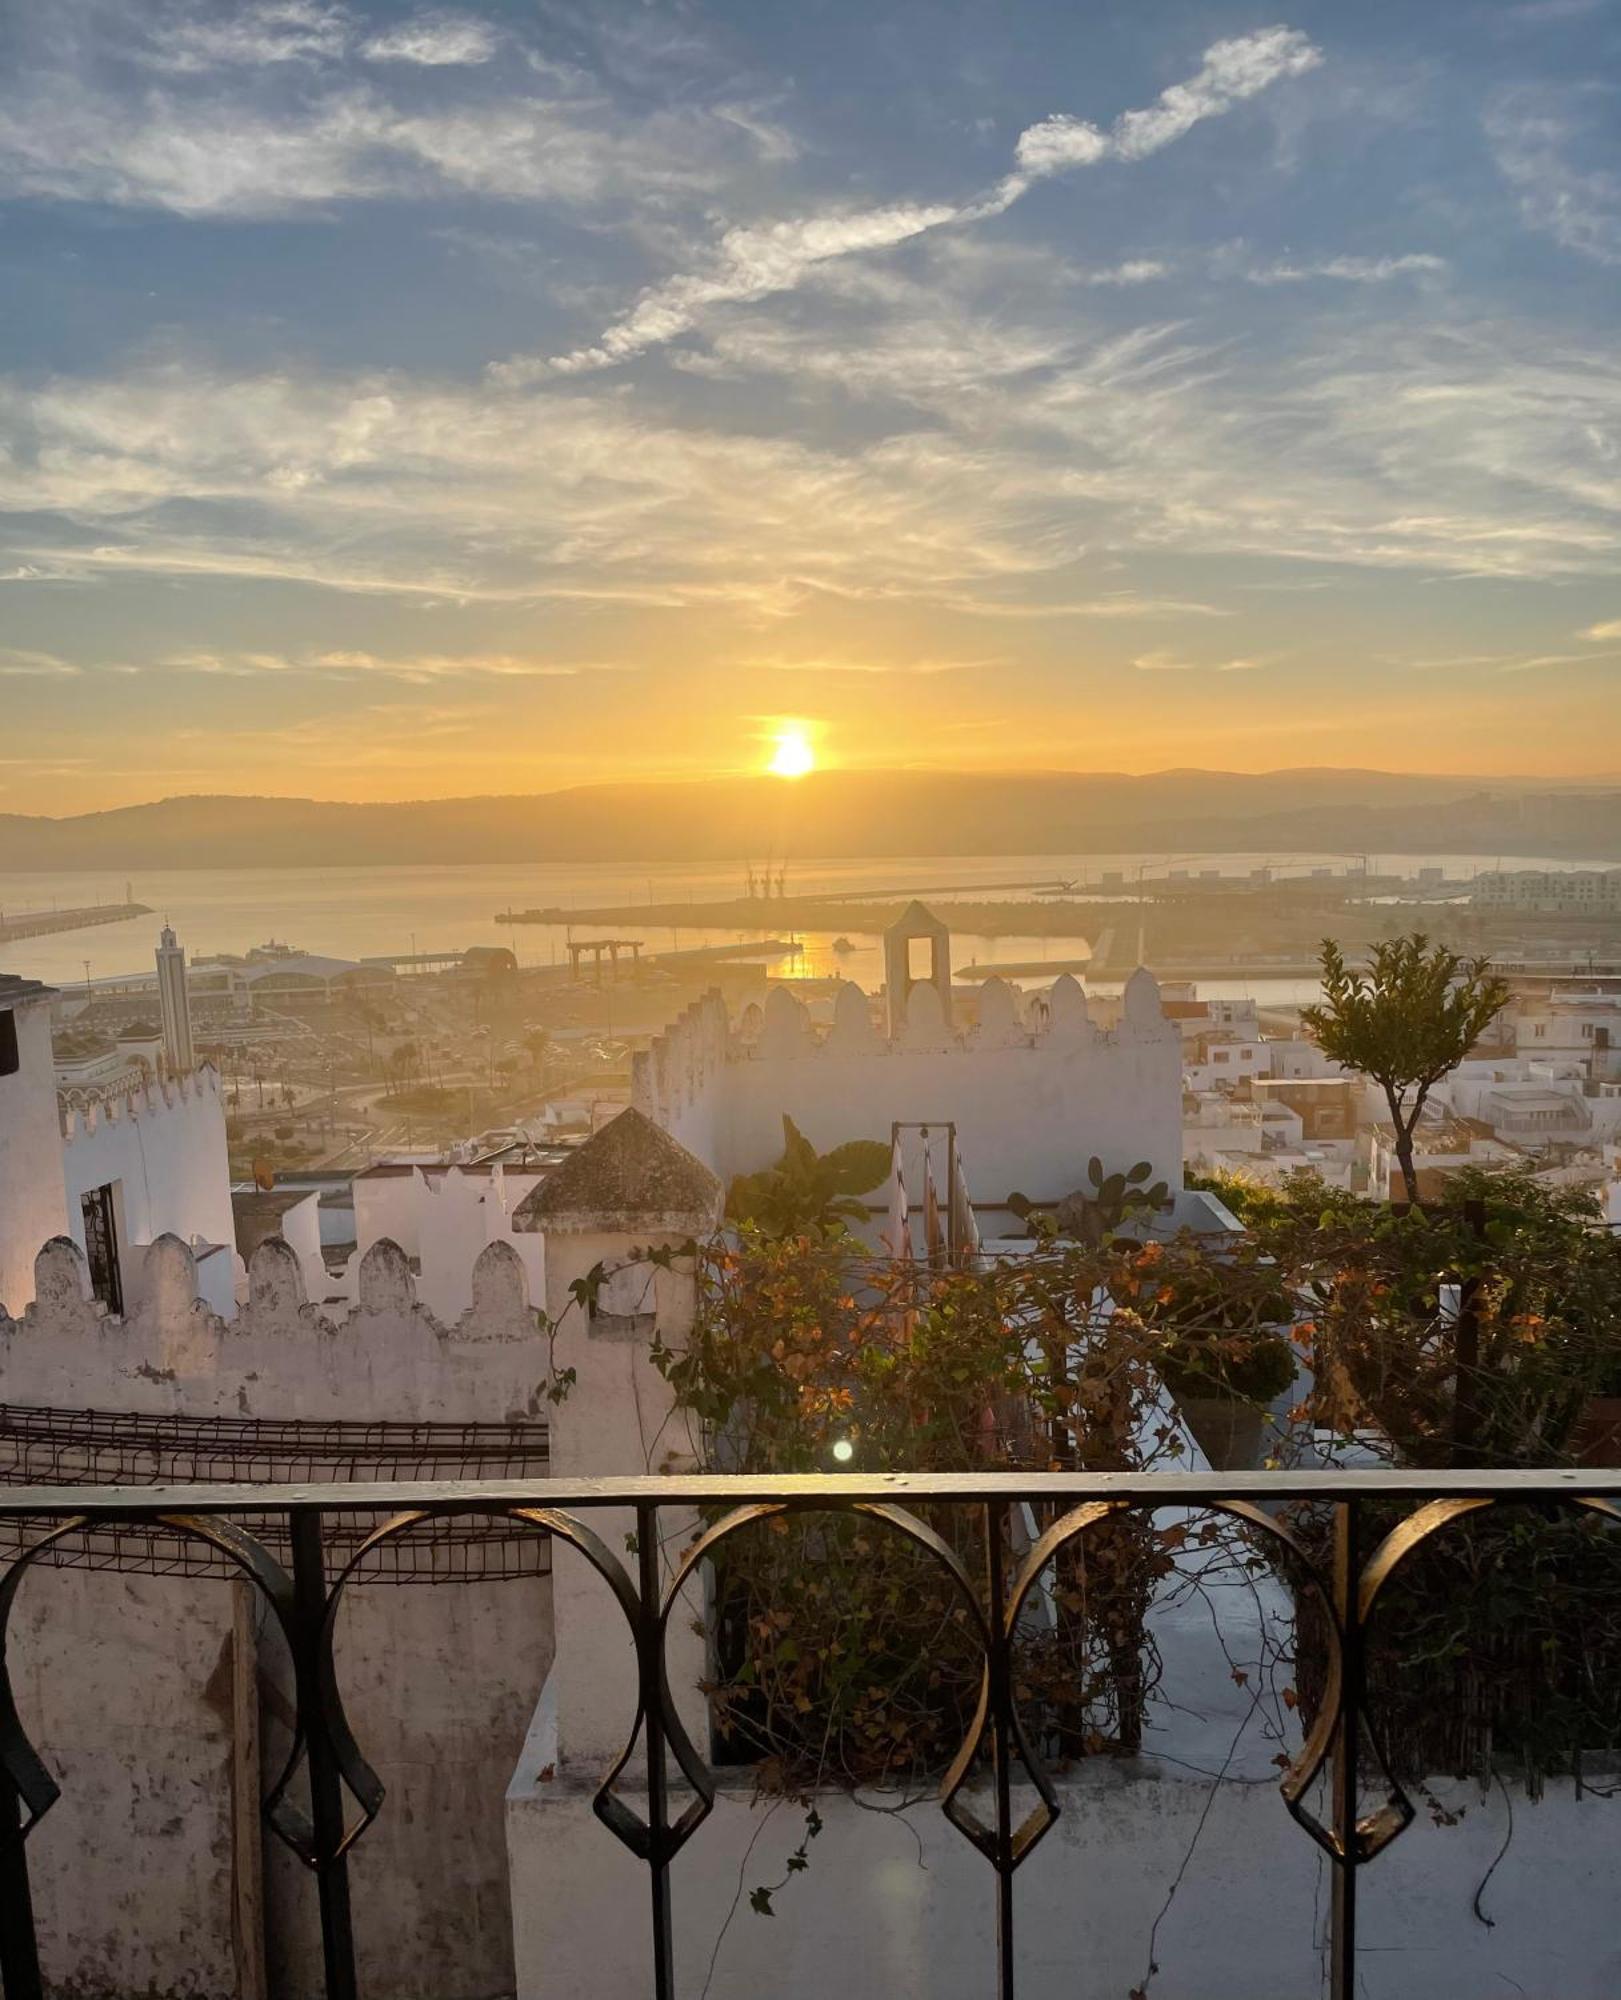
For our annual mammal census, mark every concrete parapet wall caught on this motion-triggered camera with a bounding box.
[633,972,1184,1199]
[510,1767,1620,1999]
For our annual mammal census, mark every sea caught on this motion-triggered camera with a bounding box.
[1,850,1612,1008]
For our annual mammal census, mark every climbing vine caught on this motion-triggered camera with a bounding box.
[650,1227,1296,1797]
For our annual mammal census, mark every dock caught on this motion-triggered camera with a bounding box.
[0,899,152,946]
[956,955,1092,979]
[809,877,1077,902]
[361,950,478,974]
[646,939,799,967]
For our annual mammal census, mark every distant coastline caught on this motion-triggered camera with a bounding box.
[4,769,1620,872]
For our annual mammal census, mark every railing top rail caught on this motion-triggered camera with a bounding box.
[0,1465,1618,1515]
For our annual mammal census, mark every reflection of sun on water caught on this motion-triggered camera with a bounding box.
[767,726,815,779]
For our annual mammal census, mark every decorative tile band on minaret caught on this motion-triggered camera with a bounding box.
[155,924,194,1076]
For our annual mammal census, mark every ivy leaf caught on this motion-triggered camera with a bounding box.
[749,1887,775,1917]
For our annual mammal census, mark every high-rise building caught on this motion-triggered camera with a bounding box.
[155,925,194,1074]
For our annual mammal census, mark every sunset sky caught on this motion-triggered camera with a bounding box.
[2,0,1619,810]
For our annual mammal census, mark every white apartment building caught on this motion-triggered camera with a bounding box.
[1513,988,1621,1082]
[1183,1031,1269,1093]
[1474,868,1621,915]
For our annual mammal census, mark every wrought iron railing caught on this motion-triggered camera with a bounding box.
[0,1465,1618,2000]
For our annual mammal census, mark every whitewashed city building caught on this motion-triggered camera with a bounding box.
[0,940,236,1318]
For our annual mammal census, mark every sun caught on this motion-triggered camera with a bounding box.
[767,726,816,779]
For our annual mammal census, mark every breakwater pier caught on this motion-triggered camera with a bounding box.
[0,898,151,946]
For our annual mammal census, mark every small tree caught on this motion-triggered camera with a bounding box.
[387,1040,420,1097]
[1301,933,1509,1205]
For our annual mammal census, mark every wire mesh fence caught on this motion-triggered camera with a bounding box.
[0,1407,553,1582]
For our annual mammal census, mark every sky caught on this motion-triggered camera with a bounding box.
[1,0,1619,811]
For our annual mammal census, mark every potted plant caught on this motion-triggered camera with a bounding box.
[1143,1265,1297,1469]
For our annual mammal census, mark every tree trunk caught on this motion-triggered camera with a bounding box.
[1384,1082,1422,1207]
[1394,1132,1420,1206]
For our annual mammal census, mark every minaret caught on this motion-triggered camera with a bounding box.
[155,925,194,1075]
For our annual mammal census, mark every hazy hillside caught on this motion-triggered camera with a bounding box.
[3,770,1620,870]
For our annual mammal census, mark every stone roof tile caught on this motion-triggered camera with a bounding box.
[512,1108,721,1232]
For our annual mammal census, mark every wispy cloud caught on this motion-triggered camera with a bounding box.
[0,5,777,216]
[92,2,497,75]
[361,14,499,66]
[502,201,961,380]
[1083,259,1171,286]
[1248,253,1446,283]
[0,562,93,584]
[1012,26,1322,178]
[932,593,1230,619]
[1133,650,1270,672]
[743,655,997,676]
[1583,618,1621,640]
[1389,651,1517,669]
[164,646,613,681]
[6,302,1619,660]
[1497,648,1621,672]
[0,647,83,677]
[1486,83,1621,265]
[495,26,1322,380]
[312,649,610,679]
[135,2,349,74]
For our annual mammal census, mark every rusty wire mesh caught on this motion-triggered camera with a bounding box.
[0,1406,552,1583]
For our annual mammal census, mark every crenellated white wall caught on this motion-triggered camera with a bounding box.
[628,988,732,1171]
[0,1232,555,2000]
[2,1229,555,1420]
[59,1067,236,1315]
[0,989,68,1316]
[349,1163,548,1325]
[632,971,1183,1202]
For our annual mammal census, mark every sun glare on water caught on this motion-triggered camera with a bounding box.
[768,726,816,779]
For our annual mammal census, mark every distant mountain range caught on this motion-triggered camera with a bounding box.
[4,770,1621,870]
